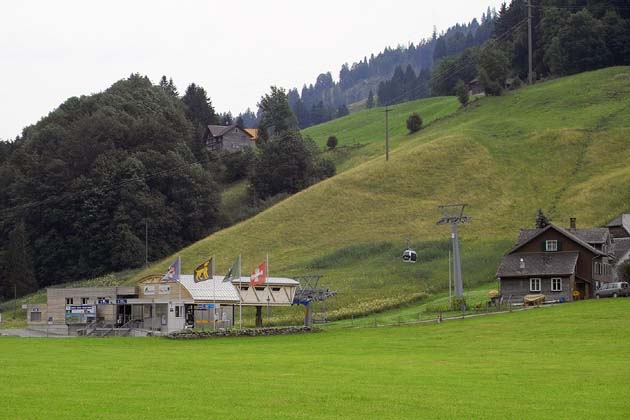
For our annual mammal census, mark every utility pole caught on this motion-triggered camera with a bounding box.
[384,106,393,161]
[13,283,17,319]
[145,219,149,268]
[528,0,533,85]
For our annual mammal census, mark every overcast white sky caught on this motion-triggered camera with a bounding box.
[0,0,502,140]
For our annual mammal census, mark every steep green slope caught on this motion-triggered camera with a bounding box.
[134,67,630,321]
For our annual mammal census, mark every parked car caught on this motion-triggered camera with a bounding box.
[595,282,630,298]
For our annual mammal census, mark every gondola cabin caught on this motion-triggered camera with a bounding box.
[402,249,417,263]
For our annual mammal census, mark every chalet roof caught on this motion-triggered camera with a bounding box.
[497,252,579,278]
[614,238,630,261]
[517,225,609,247]
[607,214,630,236]
[206,125,254,139]
[570,228,609,244]
[510,224,605,256]
[244,128,259,140]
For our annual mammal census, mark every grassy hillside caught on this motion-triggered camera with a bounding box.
[127,67,630,323]
[304,96,460,172]
[2,299,629,419]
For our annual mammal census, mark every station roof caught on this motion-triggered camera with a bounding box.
[178,275,299,302]
[179,275,240,302]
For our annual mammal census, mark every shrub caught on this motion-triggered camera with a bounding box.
[326,135,338,149]
[406,113,423,133]
[455,79,469,106]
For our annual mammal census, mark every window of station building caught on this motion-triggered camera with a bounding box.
[271,287,281,292]
[30,311,41,322]
[255,286,265,291]
[175,306,182,318]
[81,297,89,305]
[240,286,249,291]
[65,297,73,305]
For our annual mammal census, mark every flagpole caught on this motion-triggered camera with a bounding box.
[239,254,242,330]
[178,255,182,301]
[266,254,270,327]
[212,256,216,331]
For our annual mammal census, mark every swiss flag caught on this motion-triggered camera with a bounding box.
[250,261,267,286]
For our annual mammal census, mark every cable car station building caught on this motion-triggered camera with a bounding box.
[26,275,299,336]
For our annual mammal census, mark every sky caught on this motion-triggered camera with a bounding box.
[0,0,502,140]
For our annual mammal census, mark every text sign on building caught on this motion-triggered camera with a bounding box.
[143,285,156,295]
[158,285,171,295]
[65,305,96,324]
[197,304,216,310]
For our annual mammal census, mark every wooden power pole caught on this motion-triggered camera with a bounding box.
[528,0,533,85]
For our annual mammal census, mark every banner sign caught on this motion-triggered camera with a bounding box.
[65,305,96,324]
[197,304,216,310]
[143,285,156,295]
[158,284,171,295]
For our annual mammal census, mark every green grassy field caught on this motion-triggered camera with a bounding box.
[2,299,629,419]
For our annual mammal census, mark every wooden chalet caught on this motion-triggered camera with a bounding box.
[203,124,254,152]
[497,218,614,303]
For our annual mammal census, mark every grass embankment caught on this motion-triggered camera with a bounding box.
[124,67,630,325]
[1,299,629,419]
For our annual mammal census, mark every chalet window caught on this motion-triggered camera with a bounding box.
[65,298,74,305]
[529,278,541,292]
[551,278,562,292]
[545,240,558,252]
[594,262,602,275]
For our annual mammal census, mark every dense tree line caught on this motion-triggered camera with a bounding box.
[376,0,630,103]
[286,11,496,127]
[0,74,224,299]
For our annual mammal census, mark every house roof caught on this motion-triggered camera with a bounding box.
[510,224,606,256]
[614,238,630,261]
[497,252,579,278]
[607,214,630,236]
[243,128,259,140]
[206,124,254,139]
[570,228,610,244]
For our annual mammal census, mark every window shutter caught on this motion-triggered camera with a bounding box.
[557,240,562,251]
[541,241,546,251]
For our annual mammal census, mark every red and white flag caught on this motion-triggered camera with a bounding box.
[250,261,267,287]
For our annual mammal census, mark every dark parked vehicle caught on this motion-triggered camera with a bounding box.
[595,282,630,298]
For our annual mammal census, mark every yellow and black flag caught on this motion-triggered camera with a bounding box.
[194,258,214,283]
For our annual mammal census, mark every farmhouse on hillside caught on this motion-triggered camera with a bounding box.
[203,124,254,151]
[497,218,615,303]
[607,213,630,280]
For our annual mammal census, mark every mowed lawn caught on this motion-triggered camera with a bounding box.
[2,300,630,419]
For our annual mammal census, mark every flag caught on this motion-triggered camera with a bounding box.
[223,256,240,283]
[250,261,267,287]
[194,258,213,283]
[162,257,180,282]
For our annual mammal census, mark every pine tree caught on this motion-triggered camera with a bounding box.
[535,209,550,229]
[366,90,375,109]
